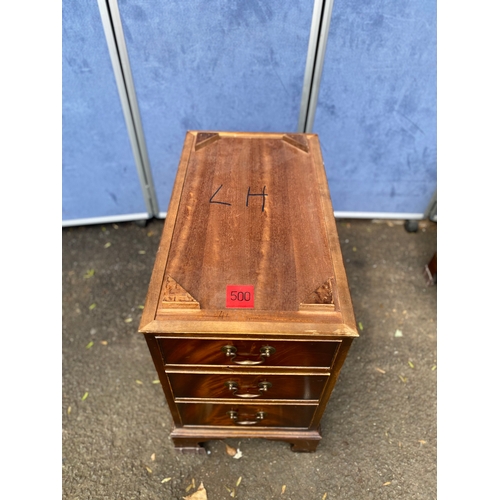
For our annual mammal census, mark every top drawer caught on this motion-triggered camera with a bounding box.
[156,338,340,368]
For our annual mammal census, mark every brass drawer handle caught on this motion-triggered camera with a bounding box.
[221,345,276,365]
[227,410,266,425]
[225,380,272,398]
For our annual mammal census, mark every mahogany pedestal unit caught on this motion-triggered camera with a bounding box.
[139,131,358,453]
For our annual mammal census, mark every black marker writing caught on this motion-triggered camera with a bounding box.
[246,186,268,212]
[209,184,231,206]
[209,184,269,211]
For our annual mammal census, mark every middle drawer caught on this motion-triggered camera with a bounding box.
[168,372,328,401]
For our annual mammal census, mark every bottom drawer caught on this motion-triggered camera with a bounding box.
[177,403,317,428]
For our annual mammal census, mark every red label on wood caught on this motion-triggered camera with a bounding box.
[226,285,254,308]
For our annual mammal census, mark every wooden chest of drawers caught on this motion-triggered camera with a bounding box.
[139,131,358,452]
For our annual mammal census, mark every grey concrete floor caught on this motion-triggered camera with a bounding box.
[62,217,437,500]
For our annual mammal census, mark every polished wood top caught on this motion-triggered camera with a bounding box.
[139,132,358,337]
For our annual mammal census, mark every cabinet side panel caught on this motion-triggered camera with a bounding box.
[144,335,183,427]
[309,338,354,428]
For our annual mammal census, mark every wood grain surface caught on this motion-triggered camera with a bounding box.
[156,338,340,368]
[161,133,336,313]
[168,372,328,401]
[139,132,359,452]
[139,131,359,335]
[177,402,317,427]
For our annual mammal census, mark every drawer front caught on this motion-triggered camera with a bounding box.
[169,373,328,401]
[177,402,317,428]
[157,338,339,368]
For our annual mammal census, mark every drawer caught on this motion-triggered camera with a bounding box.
[157,338,340,368]
[169,373,328,401]
[177,402,317,428]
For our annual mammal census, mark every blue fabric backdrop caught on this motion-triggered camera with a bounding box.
[314,0,436,214]
[62,0,436,222]
[62,0,147,222]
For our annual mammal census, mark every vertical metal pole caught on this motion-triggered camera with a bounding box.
[305,0,335,133]
[298,0,325,133]
[298,0,335,133]
[96,0,159,217]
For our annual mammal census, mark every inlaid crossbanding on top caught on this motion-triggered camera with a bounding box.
[282,134,309,153]
[160,275,200,309]
[194,132,220,151]
[299,277,336,311]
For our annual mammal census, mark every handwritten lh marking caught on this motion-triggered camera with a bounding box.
[209,185,268,212]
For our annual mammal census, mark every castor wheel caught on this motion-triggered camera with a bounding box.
[134,219,148,228]
[404,220,419,233]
